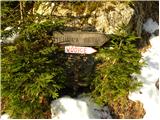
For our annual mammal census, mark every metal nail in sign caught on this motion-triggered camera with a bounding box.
[52,31,109,47]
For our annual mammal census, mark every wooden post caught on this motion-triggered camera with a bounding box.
[73,55,80,94]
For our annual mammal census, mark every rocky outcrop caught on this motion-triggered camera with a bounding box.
[93,2,134,34]
[34,1,159,37]
[36,2,55,15]
[108,98,145,119]
[34,1,134,35]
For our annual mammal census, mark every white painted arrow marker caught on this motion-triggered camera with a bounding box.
[65,46,97,54]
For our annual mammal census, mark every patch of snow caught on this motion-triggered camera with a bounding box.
[4,26,13,31]
[129,34,160,119]
[51,96,112,119]
[6,33,19,43]
[0,114,10,120]
[1,26,19,44]
[78,95,112,119]
[143,18,159,34]
[2,33,19,44]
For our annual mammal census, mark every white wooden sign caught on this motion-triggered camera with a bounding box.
[65,46,97,54]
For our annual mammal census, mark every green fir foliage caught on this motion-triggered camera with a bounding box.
[91,34,143,105]
[1,20,66,118]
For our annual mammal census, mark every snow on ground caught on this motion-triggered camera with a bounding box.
[129,18,160,120]
[0,27,19,44]
[143,18,159,34]
[51,96,112,119]
[4,26,13,31]
[0,114,10,120]
[3,33,19,44]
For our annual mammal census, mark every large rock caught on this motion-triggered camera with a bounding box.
[94,2,134,34]
[109,98,145,119]
[36,2,55,15]
[33,1,159,39]
[35,2,134,35]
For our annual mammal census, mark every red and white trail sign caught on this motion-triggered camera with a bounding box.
[65,46,97,54]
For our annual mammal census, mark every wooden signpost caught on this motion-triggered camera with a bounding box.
[53,31,108,86]
[53,31,109,47]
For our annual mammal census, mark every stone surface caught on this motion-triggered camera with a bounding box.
[34,1,158,38]
[109,98,145,119]
[53,5,71,17]
[36,2,55,15]
[94,2,134,34]
[35,2,134,35]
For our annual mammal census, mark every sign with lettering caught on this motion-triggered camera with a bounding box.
[52,32,108,46]
[65,46,97,54]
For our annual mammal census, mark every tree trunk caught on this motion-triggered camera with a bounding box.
[19,1,24,22]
